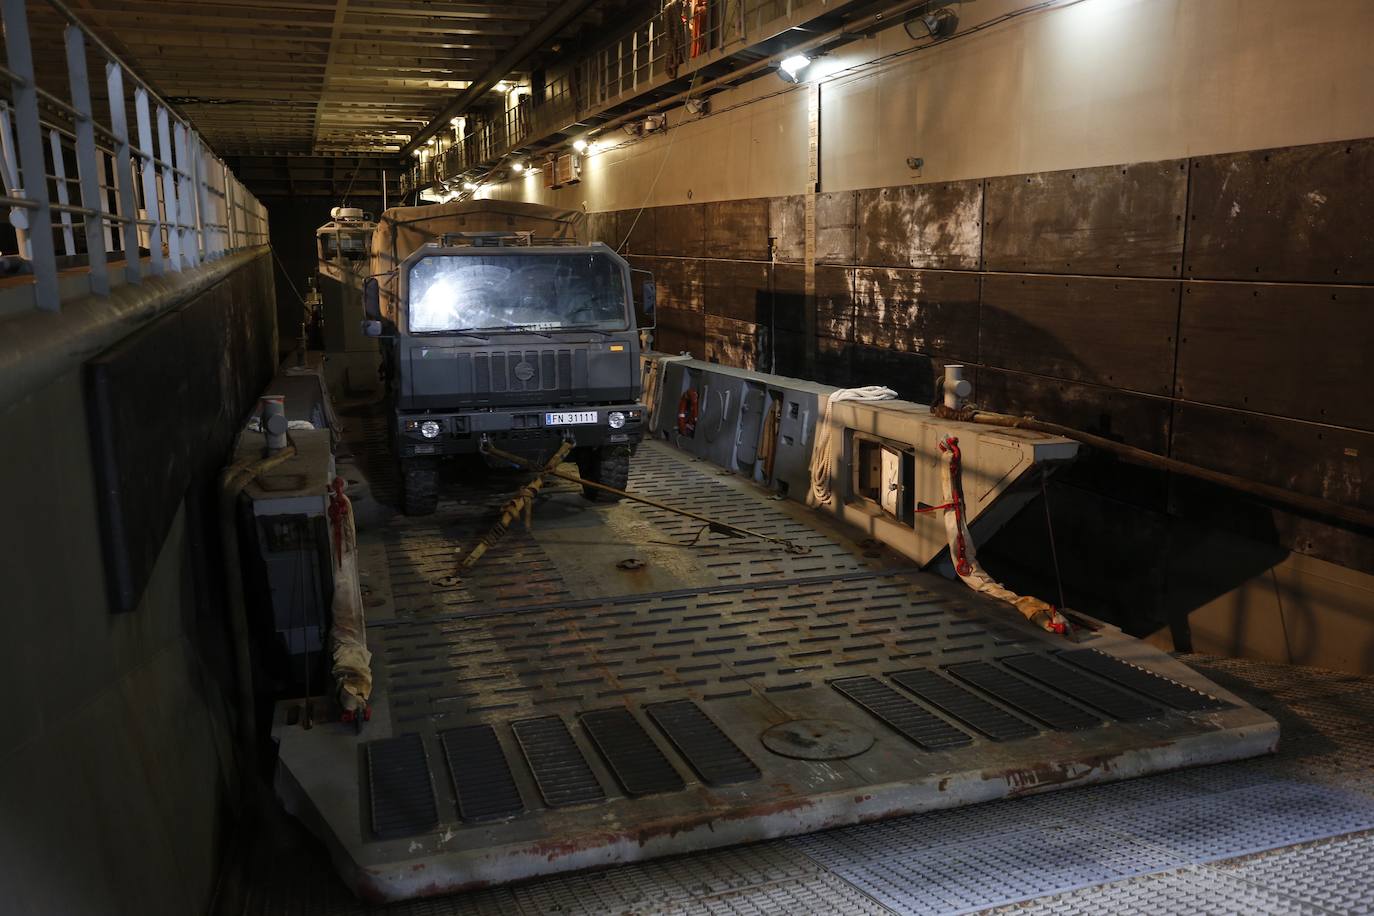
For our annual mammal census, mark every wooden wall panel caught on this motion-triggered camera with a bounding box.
[977,367,1171,454]
[653,204,705,257]
[704,198,770,260]
[583,210,621,248]
[1170,404,1374,573]
[655,306,705,357]
[769,195,805,263]
[700,260,771,323]
[644,256,703,314]
[617,207,655,256]
[1186,138,1374,283]
[976,367,1171,510]
[771,264,806,333]
[851,346,946,404]
[980,274,1179,396]
[815,265,853,342]
[983,160,1186,277]
[851,268,979,360]
[1172,404,1374,509]
[816,191,856,265]
[1177,282,1374,430]
[855,180,983,270]
[705,314,765,370]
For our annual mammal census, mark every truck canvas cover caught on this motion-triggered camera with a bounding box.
[368,199,585,324]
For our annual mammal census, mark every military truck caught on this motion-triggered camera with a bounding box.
[362,200,651,516]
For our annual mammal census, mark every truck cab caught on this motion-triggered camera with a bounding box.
[367,233,647,515]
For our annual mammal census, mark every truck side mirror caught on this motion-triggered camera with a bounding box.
[631,269,656,330]
[363,276,381,320]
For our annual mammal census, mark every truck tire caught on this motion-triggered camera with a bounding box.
[578,447,630,502]
[400,458,439,516]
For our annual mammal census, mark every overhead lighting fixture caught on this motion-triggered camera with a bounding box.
[777,54,812,83]
[411,149,422,158]
[511,161,525,173]
[685,97,708,115]
[462,181,478,191]
[572,138,589,153]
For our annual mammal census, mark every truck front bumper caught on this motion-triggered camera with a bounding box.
[398,404,646,458]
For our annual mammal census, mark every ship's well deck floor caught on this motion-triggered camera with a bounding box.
[259,407,1369,910]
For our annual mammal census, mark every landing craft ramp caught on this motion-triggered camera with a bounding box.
[274,417,1277,903]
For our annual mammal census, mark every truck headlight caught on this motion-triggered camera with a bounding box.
[608,411,626,430]
[420,420,442,439]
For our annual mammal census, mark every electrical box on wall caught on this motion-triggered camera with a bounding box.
[544,153,582,189]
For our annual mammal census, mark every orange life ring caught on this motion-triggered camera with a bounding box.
[676,389,699,437]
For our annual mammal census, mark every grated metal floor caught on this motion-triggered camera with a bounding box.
[252,414,1361,911]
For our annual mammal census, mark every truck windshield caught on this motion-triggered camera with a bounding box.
[407,252,629,334]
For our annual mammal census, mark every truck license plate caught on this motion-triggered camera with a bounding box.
[545,411,598,426]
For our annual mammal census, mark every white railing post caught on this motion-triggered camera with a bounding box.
[106,62,141,283]
[48,129,76,255]
[133,88,164,276]
[155,104,182,270]
[63,23,110,296]
[3,0,59,310]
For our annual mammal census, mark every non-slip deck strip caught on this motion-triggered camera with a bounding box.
[946,660,1102,731]
[645,699,761,786]
[831,676,972,749]
[1058,648,1230,711]
[511,716,606,807]
[440,725,525,822]
[889,668,1039,741]
[580,708,685,797]
[366,733,439,840]
[1002,653,1161,721]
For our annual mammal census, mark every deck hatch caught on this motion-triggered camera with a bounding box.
[440,725,525,822]
[645,699,761,786]
[831,675,973,749]
[365,733,439,840]
[580,708,685,796]
[512,716,606,807]
[889,668,1039,741]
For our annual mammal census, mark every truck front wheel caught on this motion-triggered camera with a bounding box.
[400,458,439,516]
[577,446,630,502]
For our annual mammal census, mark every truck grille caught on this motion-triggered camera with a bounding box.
[467,349,575,396]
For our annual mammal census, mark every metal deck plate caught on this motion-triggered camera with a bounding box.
[273,438,1279,902]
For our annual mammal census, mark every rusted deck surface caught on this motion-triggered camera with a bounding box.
[272,431,1278,903]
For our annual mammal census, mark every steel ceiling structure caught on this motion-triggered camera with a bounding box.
[27,0,624,156]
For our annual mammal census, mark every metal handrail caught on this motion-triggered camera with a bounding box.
[0,0,271,312]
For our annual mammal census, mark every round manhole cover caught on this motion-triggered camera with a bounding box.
[761,718,874,760]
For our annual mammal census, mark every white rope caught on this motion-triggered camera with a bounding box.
[936,438,1071,635]
[807,386,897,506]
